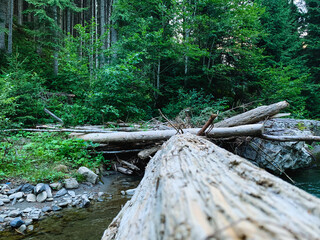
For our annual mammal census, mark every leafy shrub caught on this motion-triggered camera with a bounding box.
[162,89,229,125]
[0,132,107,183]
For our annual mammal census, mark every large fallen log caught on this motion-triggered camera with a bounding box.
[215,101,289,127]
[77,124,264,143]
[102,134,320,240]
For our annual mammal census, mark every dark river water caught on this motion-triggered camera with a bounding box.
[1,167,320,240]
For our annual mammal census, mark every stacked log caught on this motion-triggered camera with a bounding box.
[102,134,320,240]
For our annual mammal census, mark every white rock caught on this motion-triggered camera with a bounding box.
[125,188,136,196]
[36,191,48,203]
[77,167,98,184]
[68,191,76,198]
[26,194,36,202]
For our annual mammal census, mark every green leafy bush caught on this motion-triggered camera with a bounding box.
[0,132,107,183]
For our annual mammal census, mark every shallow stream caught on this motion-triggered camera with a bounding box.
[1,167,320,240]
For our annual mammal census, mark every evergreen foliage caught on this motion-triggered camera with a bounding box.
[0,0,319,126]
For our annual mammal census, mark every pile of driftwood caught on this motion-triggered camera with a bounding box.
[70,101,319,175]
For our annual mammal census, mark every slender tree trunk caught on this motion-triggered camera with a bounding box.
[18,0,23,25]
[95,0,98,68]
[100,0,105,65]
[53,5,59,76]
[155,59,160,100]
[8,0,13,54]
[67,8,71,33]
[0,0,6,50]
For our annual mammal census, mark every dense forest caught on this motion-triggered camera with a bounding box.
[0,0,319,127]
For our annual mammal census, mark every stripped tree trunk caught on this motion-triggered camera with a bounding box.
[77,124,264,143]
[18,0,23,25]
[215,101,289,128]
[102,134,320,240]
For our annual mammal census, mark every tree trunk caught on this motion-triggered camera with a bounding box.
[102,134,320,240]
[67,8,71,33]
[0,0,6,50]
[7,0,13,54]
[53,5,59,76]
[215,101,289,128]
[76,123,264,143]
[100,0,105,65]
[18,0,23,25]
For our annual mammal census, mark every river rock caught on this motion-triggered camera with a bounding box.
[42,206,52,213]
[65,178,79,189]
[34,183,46,194]
[80,194,90,208]
[58,201,69,208]
[20,184,35,193]
[36,191,47,203]
[0,200,3,206]
[52,205,62,211]
[28,209,42,220]
[0,198,10,203]
[68,191,76,198]
[27,225,34,231]
[50,182,63,190]
[55,188,68,198]
[8,210,21,218]
[24,219,33,226]
[44,184,52,198]
[125,189,136,196]
[26,194,36,202]
[23,208,33,213]
[7,188,18,195]
[11,197,17,205]
[77,167,98,184]
[17,224,27,234]
[10,217,24,228]
[236,119,319,173]
[9,192,23,200]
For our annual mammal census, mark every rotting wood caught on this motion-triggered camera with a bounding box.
[102,134,320,240]
[270,113,291,119]
[215,101,289,127]
[77,124,264,144]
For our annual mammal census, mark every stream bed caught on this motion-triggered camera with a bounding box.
[0,173,141,240]
[1,167,320,240]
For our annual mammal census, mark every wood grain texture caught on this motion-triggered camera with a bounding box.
[102,133,320,240]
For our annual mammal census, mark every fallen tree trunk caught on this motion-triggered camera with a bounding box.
[215,101,289,127]
[102,134,320,240]
[261,134,320,142]
[77,124,264,144]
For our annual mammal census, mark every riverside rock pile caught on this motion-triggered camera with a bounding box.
[0,166,104,234]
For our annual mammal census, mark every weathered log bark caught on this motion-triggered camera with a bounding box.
[138,146,161,160]
[261,134,320,142]
[77,124,264,144]
[215,101,289,127]
[102,134,320,240]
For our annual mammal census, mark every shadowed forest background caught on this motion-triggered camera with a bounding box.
[0,0,319,127]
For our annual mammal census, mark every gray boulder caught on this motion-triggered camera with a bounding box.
[55,188,68,198]
[34,183,46,194]
[77,167,98,184]
[64,178,79,189]
[236,119,319,173]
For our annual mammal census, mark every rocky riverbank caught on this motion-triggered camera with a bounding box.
[0,167,136,235]
[236,118,320,173]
